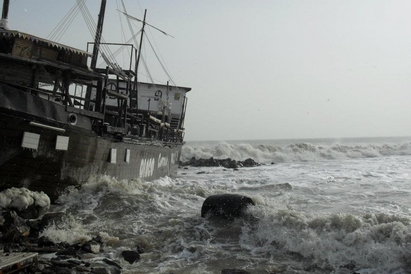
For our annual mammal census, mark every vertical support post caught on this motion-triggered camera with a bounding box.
[133,9,147,118]
[85,0,107,110]
[90,0,107,70]
[95,79,103,112]
[0,0,10,30]
[1,0,9,19]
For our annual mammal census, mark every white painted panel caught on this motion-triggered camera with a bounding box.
[21,132,40,150]
[55,136,69,151]
[125,149,130,163]
[110,148,117,164]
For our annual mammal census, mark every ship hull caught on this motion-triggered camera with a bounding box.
[0,84,181,201]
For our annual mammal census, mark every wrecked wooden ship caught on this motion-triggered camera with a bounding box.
[0,0,191,201]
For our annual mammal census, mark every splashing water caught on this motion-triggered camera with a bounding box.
[40,137,411,273]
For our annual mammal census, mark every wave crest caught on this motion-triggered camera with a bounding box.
[182,141,411,163]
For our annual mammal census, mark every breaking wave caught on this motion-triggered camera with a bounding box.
[241,207,411,273]
[181,141,411,163]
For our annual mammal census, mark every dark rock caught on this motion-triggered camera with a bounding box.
[38,236,56,247]
[93,235,104,244]
[201,194,255,219]
[81,240,101,253]
[51,258,79,268]
[26,246,61,253]
[0,211,33,248]
[103,258,122,269]
[222,269,251,274]
[92,266,121,274]
[40,212,66,228]
[220,159,237,169]
[92,268,111,274]
[136,244,145,254]
[121,250,140,264]
[13,204,40,219]
[243,158,257,167]
[76,265,92,272]
[56,247,81,258]
[180,157,261,169]
[51,266,76,274]
[67,259,82,265]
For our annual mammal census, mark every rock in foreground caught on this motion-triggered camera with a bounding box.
[201,194,255,219]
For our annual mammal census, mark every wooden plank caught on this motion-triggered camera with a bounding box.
[0,252,38,273]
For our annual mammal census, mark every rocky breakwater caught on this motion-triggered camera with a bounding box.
[0,187,140,274]
[180,157,264,169]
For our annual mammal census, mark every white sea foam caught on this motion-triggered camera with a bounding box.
[240,207,411,273]
[40,215,92,245]
[0,187,50,212]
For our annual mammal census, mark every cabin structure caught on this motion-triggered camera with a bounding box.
[103,79,190,141]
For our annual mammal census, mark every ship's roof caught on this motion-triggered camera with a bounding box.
[139,81,192,92]
[0,30,91,57]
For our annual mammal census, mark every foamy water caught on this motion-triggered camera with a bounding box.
[41,137,411,273]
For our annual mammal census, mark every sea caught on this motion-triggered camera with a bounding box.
[41,137,411,274]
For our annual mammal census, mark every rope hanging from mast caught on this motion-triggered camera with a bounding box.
[76,0,128,77]
[48,2,81,42]
[144,32,176,87]
[48,0,120,73]
[117,6,178,87]
[47,0,180,86]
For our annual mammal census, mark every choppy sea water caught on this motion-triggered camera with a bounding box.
[43,137,411,273]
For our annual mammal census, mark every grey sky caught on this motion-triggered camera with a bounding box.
[5,0,411,141]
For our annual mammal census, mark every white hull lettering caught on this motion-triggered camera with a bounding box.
[158,153,169,169]
[139,158,155,178]
[171,152,178,164]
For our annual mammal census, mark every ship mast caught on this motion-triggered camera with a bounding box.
[85,0,107,110]
[90,0,107,70]
[0,0,10,30]
[133,9,147,116]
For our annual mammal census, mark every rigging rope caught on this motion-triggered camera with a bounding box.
[117,1,177,87]
[97,30,141,68]
[48,2,81,42]
[44,0,178,86]
[144,33,176,87]
[76,0,128,78]
[116,0,130,67]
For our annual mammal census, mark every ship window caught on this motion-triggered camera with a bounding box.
[110,148,117,164]
[56,136,69,151]
[21,132,40,150]
[125,149,130,163]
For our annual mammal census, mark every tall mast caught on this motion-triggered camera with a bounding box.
[0,0,10,30]
[90,0,107,69]
[133,9,147,113]
[135,9,147,77]
[85,0,107,111]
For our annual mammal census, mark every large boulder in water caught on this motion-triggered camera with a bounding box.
[201,194,255,219]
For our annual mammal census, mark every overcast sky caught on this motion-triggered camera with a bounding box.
[5,0,411,141]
